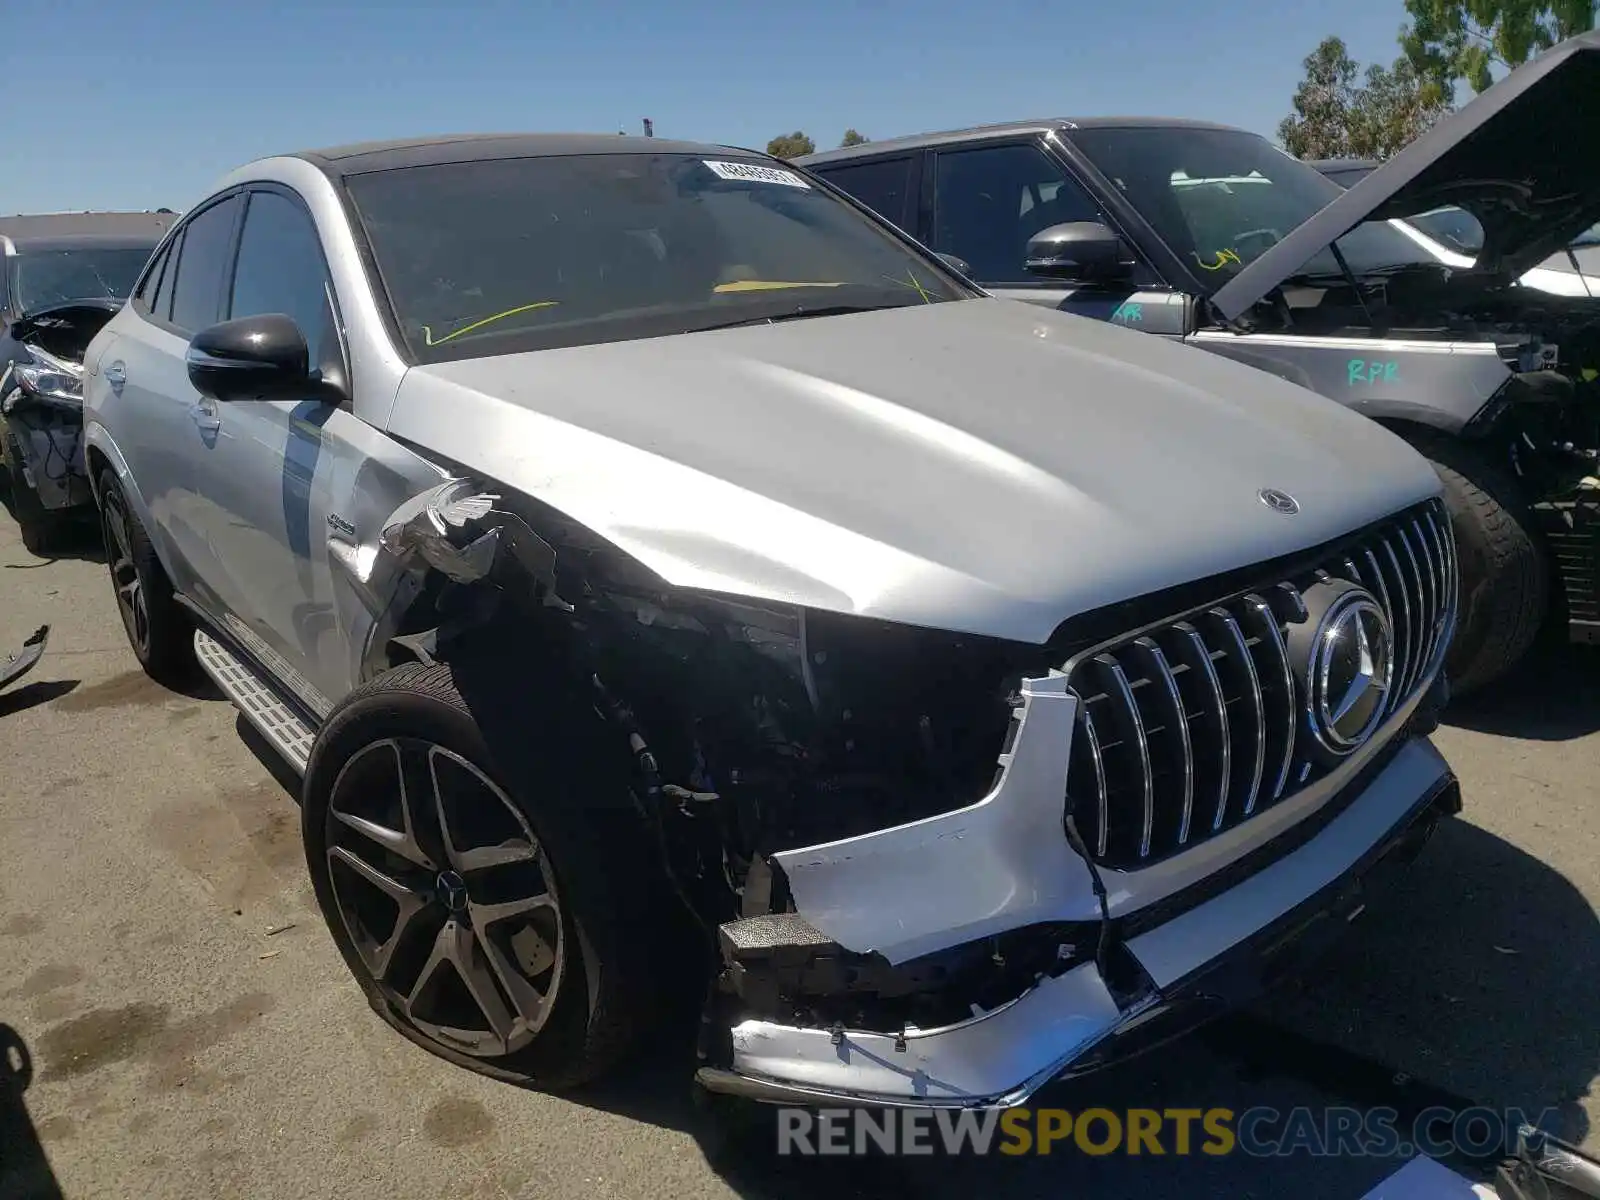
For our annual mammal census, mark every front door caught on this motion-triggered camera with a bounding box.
[925,139,1189,337]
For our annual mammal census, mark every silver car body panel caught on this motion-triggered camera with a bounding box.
[727,735,1453,1106]
[393,296,1442,644]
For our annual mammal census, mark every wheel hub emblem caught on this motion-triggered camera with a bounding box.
[436,870,469,914]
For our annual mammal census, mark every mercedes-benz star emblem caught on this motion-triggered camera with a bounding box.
[1285,580,1394,763]
[1258,488,1301,515]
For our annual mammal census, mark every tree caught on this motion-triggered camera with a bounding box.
[1401,0,1595,95]
[766,132,816,159]
[839,129,870,147]
[1277,35,1454,161]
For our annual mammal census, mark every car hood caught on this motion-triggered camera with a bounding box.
[389,298,1441,643]
[1215,30,1600,322]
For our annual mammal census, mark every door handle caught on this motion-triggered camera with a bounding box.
[190,403,221,433]
[105,360,127,388]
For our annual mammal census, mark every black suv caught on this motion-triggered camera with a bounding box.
[798,33,1600,694]
[1,211,173,552]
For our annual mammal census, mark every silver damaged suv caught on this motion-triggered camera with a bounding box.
[83,134,1462,1107]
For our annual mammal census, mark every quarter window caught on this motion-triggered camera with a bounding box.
[135,241,170,312]
[933,143,1106,283]
[168,195,243,332]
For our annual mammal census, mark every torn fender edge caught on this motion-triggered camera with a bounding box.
[770,674,1098,966]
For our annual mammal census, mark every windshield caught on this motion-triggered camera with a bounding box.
[346,152,969,362]
[1067,126,1437,291]
[12,246,154,313]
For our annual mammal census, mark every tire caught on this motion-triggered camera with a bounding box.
[96,468,195,686]
[302,658,673,1090]
[6,429,66,557]
[1408,433,1549,696]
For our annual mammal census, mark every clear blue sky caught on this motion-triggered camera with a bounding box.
[13,0,1415,215]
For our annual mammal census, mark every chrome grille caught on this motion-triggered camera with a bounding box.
[1065,499,1457,868]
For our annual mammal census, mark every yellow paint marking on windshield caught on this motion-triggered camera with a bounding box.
[422,302,561,347]
[882,271,935,303]
[1194,248,1243,271]
[712,280,848,293]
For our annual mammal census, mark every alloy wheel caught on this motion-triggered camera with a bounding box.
[102,493,150,656]
[324,738,565,1058]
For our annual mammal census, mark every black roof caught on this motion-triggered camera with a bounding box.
[797,116,1247,166]
[296,132,754,177]
[0,211,174,251]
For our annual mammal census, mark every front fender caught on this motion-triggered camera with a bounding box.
[83,419,184,584]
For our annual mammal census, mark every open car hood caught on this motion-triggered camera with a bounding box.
[1213,30,1600,322]
[9,298,124,347]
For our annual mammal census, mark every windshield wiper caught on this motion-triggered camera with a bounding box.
[696,302,914,332]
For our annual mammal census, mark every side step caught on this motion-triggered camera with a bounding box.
[194,629,316,775]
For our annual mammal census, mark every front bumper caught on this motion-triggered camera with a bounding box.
[697,735,1460,1109]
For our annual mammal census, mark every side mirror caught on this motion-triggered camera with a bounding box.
[1025,221,1133,283]
[935,252,976,279]
[186,314,310,403]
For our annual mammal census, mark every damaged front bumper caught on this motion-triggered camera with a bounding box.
[698,703,1460,1108]
[1,399,92,514]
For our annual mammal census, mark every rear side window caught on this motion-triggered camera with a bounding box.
[135,241,171,312]
[814,157,916,229]
[229,190,337,368]
[168,195,243,332]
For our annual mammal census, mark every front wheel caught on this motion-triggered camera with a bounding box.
[301,661,664,1089]
[1411,434,1549,696]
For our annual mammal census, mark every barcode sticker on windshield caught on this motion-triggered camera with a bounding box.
[703,160,811,189]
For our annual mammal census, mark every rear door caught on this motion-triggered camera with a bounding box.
[808,153,921,237]
[923,137,1188,336]
[105,192,245,596]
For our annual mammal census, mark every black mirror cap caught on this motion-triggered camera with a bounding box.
[186,313,310,403]
[934,251,976,279]
[1025,221,1133,282]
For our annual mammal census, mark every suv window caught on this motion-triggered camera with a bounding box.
[169,195,243,332]
[933,143,1105,283]
[135,240,171,311]
[813,157,916,229]
[230,190,336,368]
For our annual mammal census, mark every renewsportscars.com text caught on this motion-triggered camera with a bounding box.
[776,1105,1560,1158]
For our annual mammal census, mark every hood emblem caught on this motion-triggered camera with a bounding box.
[1289,581,1394,762]
[1258,488,1300,515]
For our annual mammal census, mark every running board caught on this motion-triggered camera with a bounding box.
[194,629,316,775]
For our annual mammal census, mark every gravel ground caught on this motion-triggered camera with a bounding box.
[2,511,1596,1200]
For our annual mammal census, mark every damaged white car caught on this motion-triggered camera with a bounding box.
[83,133,1461,1106]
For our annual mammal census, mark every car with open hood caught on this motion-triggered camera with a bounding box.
[1309,157,1600,299]
[1,211,174,553]
[800,30,1600,694]
[82,131,1460,1108]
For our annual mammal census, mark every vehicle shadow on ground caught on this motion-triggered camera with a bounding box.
[565,820,1598,1199]
[1445,641,1600,740]
[0,1023,67,1200]
[0,499,105,567]
[0,680,79,717]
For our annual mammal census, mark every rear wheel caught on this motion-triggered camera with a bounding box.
[302,660,667,1089]
[97,468,195,685]
[5,429,67,557]
[1409,434,1549,696]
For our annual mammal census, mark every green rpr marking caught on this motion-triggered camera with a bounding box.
[1111,301,1143,323]
[1347,358,1400,386]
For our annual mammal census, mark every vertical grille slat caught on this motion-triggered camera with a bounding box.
[1206,606,1266,820]
[1061,498,1455,868]
[1132,636,1195,846]
[1093,654,1155,860]
[1245,592,1297,805]
[1173,621,1231,833]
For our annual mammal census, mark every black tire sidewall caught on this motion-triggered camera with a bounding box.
[95,468,193,681]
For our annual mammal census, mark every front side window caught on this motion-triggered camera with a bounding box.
[345,152,971,363]
[229,190,337,367]
[11,246,157,314]
[1069,126,1435,290]
[932,143,1106,283]
[168,195,244,332]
